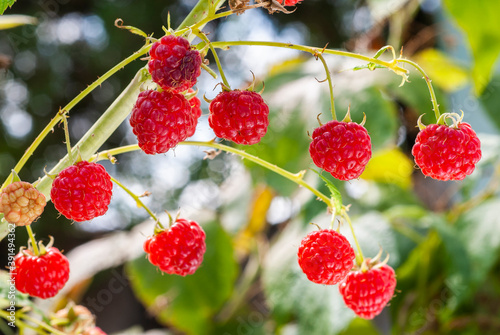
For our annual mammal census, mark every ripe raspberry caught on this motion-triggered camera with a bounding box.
[208,90,270,145]
[144,218,206,276]
[83,327,107,335]
[339,263,397,319]
[284,0,302,5]
[297,229,355,285]
[0,181,46,226]
[11,247,70,299]
[186,89,202,138]
[148,35,202,92]
[130,90,197,154]
[50,161,113,222]
[412,122,481,181]
[309,120,372,181]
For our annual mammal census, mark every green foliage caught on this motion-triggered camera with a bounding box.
[126,221,238,335]
[0,0,16,15]
[444,0,500,95]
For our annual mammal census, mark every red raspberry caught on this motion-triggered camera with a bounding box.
[208,90,270,145]
[83,327,107,335]
[309,120,372,181]
[0,181,46,226]
[50,161,113,222]
[339,263,397,319]
[130,90,197,154]
[412,122,481,181]
[144,218,206,276]
[11,247,70,299]
[186,89,202,138]
[284,0,302,5]
[148,35,202,93]
[297,229,355,285]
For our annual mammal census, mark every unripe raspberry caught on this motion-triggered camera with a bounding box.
[208,90,270,145]
[0,181,46,226]
[309,120,372,181]
[412,122,481,181]
[53,304,95,333]
[148,35,202,92]
[11,247,70,299]
[339,263,397,319]
[144,218,206,276]
[50,161,113,222]
[130,89,197,154]
[297,229,355,285]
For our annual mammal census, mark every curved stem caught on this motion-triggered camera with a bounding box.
[90,142,332,207]
[342,210,364,265]
[195,29,231,88]
[397,58,440,120]
[110,176,164,229]
[180,141,332,207]
[210,40,409,75]
[25,225,39,256]
[316,53,336,120]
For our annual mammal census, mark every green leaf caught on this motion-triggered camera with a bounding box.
[126,221,238,335]
[0,0,16,15]
[444,0,500,95]
[455,198,500,289]
[310,169,342,214]
[338,318,381,335]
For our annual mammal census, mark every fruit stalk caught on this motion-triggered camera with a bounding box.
[316,53,337,120]
[25,225,40,256]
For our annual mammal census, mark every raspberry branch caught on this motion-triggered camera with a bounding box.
[25,225,40,256]
[194,29,231,89]
[61,111,73,163]
[315,52,337,121]
[341,208,364,265]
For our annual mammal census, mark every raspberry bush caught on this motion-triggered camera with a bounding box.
[1,0,499,334]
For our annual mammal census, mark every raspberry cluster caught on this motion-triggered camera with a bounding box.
[144,218,206,276]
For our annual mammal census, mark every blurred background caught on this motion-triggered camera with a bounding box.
[1,0,500,334]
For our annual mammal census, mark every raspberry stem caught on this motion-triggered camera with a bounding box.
[61,111,73,163]
[342,209,364,265]
[195,29,231,89]
[397,58,441,121]
[110,176,164,229]
[316,52,337,121]
[91,143,333,208]
[0,310,67,335]
[25,225,40,256]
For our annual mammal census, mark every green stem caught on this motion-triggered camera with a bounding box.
[110,176,164,229]
[18,313,67,335]
[0,44,151,190]
[195,29,231,88]
[316,53,336,120]
[180,141,332,206]
[397,58,440,120]
[61,112,73,163]
[25,225,39,256]
[210,40,409,75]
[342,210,364,265]
[89,142,332,207]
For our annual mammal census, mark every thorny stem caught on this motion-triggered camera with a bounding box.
[316,52,337,120]
[0,43,152,190]
[110,176,164,229]
[397,58,441,120]
[25,225,40,256]
[61,112,73,163]
[342,209,364,265]
[195,29,231,88]
[210,40,409,76]
[91,143,333,208]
